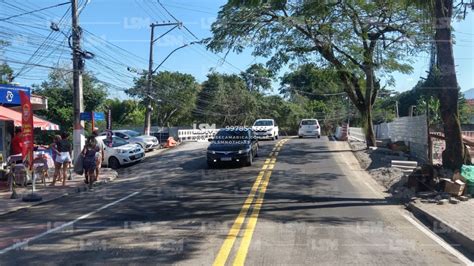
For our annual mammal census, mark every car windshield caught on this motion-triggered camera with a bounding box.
[103,137,128,147]
[213,129,250,143]
[124,130,140,137]
[301,120,318,125]
[254,120,273,126]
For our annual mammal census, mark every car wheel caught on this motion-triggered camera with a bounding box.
[108,157,120,169]
[299,135,303,138]
[318,135,321,139]
[275,134,279,140]
[245,152,253,166]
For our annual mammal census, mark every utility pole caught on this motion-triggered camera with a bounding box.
[144,22,182,136]
[144,25,155,136]
[71,0,84,160]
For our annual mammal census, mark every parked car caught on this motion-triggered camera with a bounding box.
[298,119,321,138]
[100,130,160,151]
[207,128,259,167]
[97,136,145,169]
[252,119,279,140]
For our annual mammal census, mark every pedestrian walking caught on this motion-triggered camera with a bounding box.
[50,135,61,184]
[52,132,72,186]
[93,130,104,181]
[82,136,99,188]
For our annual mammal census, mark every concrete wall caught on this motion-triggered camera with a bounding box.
[384,115,428,162]
[351,115,428,162]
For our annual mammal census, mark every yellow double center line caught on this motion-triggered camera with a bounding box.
[213,139,289,266]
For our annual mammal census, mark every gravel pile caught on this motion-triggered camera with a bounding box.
[348,140,415,200]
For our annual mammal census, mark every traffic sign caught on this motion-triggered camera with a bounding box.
[80,112,105,121]
[80,112,92,121]
[94,112,105,121]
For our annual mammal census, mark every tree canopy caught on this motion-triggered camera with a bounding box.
[127,71,200,127]
[208,0,429,146]
[32,69,107,131]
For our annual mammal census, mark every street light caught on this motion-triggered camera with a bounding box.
[152,40,203,73]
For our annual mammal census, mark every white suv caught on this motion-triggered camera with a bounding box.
[298,119,321,138]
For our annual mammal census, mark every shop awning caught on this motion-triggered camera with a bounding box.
[0,106,59,130]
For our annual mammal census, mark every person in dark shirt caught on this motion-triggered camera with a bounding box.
[52,132,72,186]
[11,127,22,155]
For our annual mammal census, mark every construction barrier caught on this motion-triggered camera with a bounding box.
[177,129,220,142]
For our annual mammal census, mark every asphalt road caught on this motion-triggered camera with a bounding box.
[0,137,468,265]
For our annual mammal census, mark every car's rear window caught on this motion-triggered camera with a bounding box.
[301,120,318,125]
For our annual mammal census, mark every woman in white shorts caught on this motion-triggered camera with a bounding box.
[52,132,72,186]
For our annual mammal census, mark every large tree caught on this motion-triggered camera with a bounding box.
[240,63,273,92]
[208,0,427,146]
[127,71,200,127]
[195,73,258,126]
[410,0,472,169]
[33,69,107,131]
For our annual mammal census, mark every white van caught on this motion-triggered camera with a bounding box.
[298,119,321,138]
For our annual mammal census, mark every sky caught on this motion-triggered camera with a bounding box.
[1,0,473,99]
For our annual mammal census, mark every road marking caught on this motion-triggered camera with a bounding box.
[212,170,266,266]
[213,139,288,266]
[0,191,140,255]
[402,213,472,265]
[233,171,272,266]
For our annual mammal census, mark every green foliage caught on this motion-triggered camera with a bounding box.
[127,71,200,127]
[240,63,273,92]
[103,98,145,127]
[32,69,107,132]
[280,64,344,100]
[195,73,257,126]
[0,63,13,84]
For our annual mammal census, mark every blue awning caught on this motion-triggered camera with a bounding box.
[0,84,31,106]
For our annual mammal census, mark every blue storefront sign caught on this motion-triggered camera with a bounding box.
[0,84,31,106]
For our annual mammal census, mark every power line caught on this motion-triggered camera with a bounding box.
[0,1,69,22]
[156,0,199,40]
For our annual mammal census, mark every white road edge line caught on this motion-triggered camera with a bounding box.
[402,213,472,265]
[0,191,141,255]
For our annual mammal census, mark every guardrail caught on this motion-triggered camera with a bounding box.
[177,129,220,142]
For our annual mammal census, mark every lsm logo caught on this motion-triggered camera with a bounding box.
[193,123,216,130]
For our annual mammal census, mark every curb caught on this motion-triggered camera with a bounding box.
[407,202,474,256]
[0,171,117,217]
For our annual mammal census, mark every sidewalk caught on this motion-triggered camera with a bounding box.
[346,139,474,256]
[408,199,474,255]
[0,168,118,217]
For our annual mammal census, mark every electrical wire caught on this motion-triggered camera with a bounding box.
[0,1,69,22]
